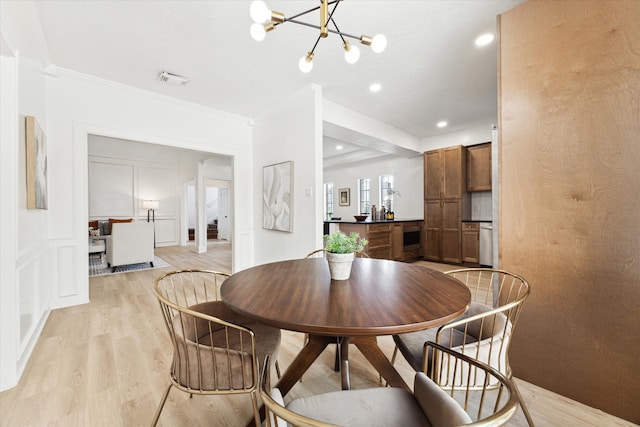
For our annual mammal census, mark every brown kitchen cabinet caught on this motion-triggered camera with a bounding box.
[425,146,466,200]
[392,221,422,261]
[340,222,392,259]
[425,199,464,263]
[423,145,470,264]
[467,143,492,191]
[461,222,480,265]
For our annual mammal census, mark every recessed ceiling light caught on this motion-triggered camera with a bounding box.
[336,145,343,150]
[437,121,448,128]
[475,33,495,47]
[369,83,382,92]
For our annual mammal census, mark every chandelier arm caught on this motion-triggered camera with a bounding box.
[329,17,347,44]
[283,1,339,22]
[308,34,323,56]
[286,19,360,41]
[325,0,343,41]
[286,5,320,21]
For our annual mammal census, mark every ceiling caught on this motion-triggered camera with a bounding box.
[31,0,523,166]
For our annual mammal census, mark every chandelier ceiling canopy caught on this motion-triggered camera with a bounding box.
[249,0,387,73]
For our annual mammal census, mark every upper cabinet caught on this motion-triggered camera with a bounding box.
[466,143,492,192]
[424,146,467,200]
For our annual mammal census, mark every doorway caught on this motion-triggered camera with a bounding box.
[185,179,231,243]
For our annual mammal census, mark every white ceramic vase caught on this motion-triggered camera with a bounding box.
[326,251,355,280]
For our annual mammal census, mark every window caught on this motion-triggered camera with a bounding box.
[379,175,394,212]
[324,183,334,219]
[358,178,371,214]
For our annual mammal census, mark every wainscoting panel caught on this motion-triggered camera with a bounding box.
[153,218,178,247]
[18,256,39,351]
[89,161,134,217]
[57,244,77,298]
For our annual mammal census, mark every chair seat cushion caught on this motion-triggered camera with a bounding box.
[393,327,471,372]
[188,301,281,364]
[286,387,431,427]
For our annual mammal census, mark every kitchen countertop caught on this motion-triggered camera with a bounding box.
[325,218,423,224]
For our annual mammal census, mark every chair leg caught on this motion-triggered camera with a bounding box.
[151,383,173,427]
[275,359,281,379]
[390,344,398,364]
[251,390,261,427]
[511,377,536,427]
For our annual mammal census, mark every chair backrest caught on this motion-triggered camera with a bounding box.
[107,221,154,266]
[153,270,259,395]
[303,249,370,259]
[424,342,519,426]
[260,344,518,427]
[431,268,530,382]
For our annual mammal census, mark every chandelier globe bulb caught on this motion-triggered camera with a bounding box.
[250,1,270,24]
[344,44,360,64]
[299,55,313,73]
[250,23,266,41]
[371,34,387,53]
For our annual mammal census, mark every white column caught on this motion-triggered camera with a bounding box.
[195,161,207,253]
[0,50,19,390]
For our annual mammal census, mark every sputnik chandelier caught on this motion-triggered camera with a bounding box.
[249,0,387,73]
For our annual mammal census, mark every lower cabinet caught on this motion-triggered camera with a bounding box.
[340,222,392,259]
[392,221,423,262]
[461,222,480,265]
[339,221,423,261]
[424,200,462,264]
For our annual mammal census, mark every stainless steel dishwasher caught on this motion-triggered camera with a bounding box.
[479,222,493,266]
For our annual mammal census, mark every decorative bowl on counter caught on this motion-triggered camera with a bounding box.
[354,215,368,222]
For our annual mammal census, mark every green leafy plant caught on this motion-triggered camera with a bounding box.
[323,231,368,254]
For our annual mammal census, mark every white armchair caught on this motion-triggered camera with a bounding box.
[106,222,154,270]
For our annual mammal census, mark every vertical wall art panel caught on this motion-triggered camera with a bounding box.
[25,116,48,209]
[263,161,293,232]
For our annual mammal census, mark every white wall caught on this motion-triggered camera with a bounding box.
[323,156,424,220]
[0,1,255,388]
[48,67,253,288]
[252,84,324,264]
[1,1,52,390]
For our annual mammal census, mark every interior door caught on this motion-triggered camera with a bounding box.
[218,188,230,241]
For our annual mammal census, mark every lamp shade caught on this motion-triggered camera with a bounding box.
[143,200,159,210]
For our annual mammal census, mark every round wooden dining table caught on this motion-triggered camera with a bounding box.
[221,257,471,396]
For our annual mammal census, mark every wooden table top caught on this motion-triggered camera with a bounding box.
[221,258,471,337]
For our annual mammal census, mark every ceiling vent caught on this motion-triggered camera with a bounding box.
[158,71,190,86]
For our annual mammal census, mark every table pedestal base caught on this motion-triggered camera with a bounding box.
[276,334,409,396]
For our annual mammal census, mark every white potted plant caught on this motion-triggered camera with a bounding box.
[323,231,368,280]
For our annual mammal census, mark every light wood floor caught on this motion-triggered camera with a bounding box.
[0,243,634,426]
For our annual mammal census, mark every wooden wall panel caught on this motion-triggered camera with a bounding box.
[498,0,640,422]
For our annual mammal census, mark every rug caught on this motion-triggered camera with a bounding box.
[89,253,170,277]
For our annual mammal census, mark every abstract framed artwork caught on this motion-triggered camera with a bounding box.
[339,188,350,206]
[25,116,48,210]
[263,161,293,232]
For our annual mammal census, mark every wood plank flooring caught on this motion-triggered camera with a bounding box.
[0,243,634,426]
